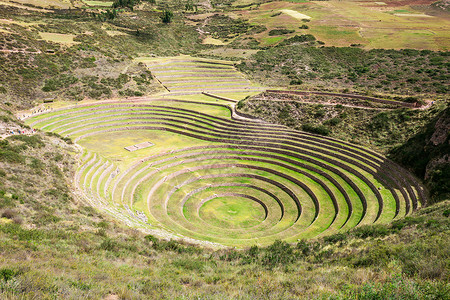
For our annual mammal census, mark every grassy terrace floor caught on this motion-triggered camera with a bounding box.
[138,56,265,95]
[24,96,426,247]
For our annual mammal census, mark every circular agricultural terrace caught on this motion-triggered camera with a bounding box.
[25,98,426,247]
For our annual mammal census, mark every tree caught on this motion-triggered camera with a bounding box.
[92,9,118,21]
[185,0,194,11]
[161,10,173,23]
[112,0,139,10]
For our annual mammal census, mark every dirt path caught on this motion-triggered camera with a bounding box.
[196,15,210,37]
[0,49,42,54]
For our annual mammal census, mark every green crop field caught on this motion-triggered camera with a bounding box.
[83,0,113,6]
[24,96,426,247]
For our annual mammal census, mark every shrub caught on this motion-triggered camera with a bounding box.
[278,107,291,120]
[315,109,326,118]
[369,112,390,130]
[172,258,205,272]
[237,100,245,109]
[1,208,16,219]
[352,225,389,239]
[289,79,303,85]
[144,234,158,244]
[97,221,109,229]
[0,150,25,164]
[161,10,173,23]
[352,244,393,267]
[278,34,316,46]
[12,216,23,225]
[0,223,43,241]
[323,232,347,244]
[112,0,139,9]
[324,117,342,126]
[262,240,297,268]
[100,238,120,252]
[29,158,44,173]
[95,9,117,21]
[153,239,184,252]
[9,135,44,148]
[42,74,78,92]
[219,249,242,261]
[0,268,19,282]
[34,213,61,225]
[296,240,311,256]
[427,164,450,199]
[242,245,260,264]
[301,124,330,135]
[248,245,259,257]
[268,29,295,36]
[403,96,418,103]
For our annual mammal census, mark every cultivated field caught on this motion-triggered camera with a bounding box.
[0,0,72,10]
[229,0,450,49]
[25,97,426,247]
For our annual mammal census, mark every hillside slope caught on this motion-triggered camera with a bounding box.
[390,106,450,202]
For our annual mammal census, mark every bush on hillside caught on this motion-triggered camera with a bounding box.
[277,34,316,46]
[302,123,330,135]
[268,29,295,36]
[161,10,174,23]
[262,240,297,268]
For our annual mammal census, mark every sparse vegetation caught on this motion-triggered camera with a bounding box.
[204,14,266,40]
[238,47,449,96]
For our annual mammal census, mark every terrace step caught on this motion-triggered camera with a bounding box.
[26,100,426,246]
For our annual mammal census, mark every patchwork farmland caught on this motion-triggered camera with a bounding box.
[25,98,426,247]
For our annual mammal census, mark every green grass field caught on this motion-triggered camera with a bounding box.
[83,0,112,6]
